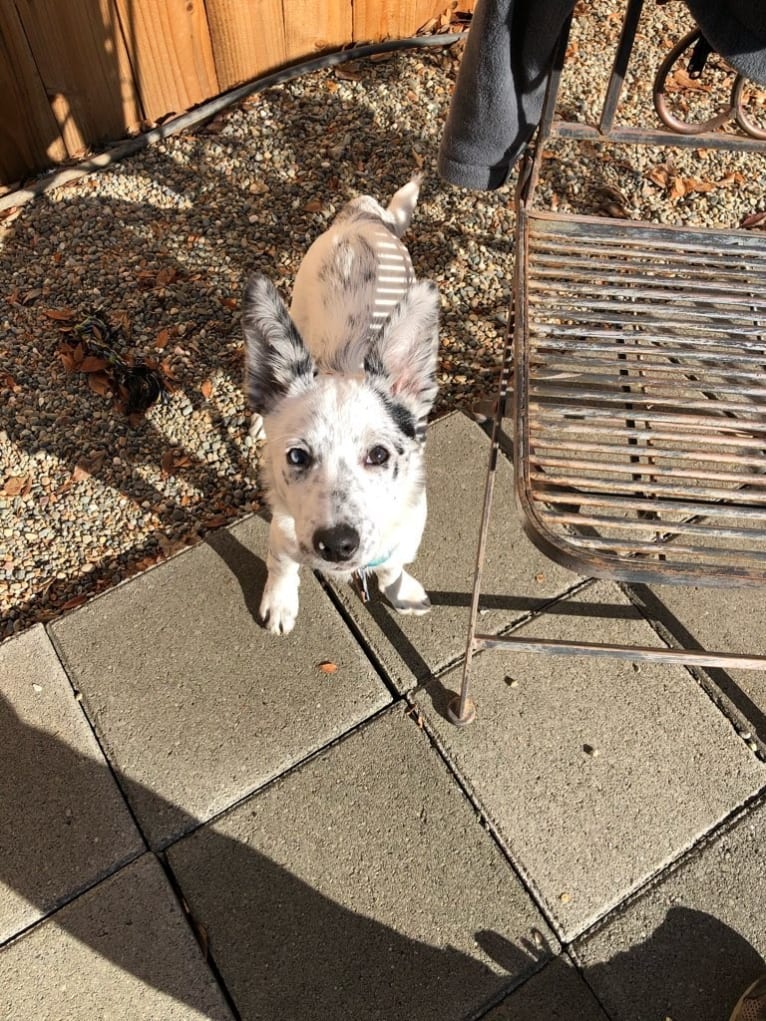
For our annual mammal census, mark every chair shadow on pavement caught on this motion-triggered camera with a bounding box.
[2,689,765,1019]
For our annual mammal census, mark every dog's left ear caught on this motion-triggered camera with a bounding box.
[365,280,440,418]
[242,273,316,414]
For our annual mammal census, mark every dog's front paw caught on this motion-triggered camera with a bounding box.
[259,581,299,635]
[380,570,431,616]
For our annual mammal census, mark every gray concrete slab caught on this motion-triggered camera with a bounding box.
[49,514,391,850]
[484,956,610,1020]
[167,705,559,1021]
[0,624,143,944]
[574,796,766,1021]
[331,412,580,691]
[632,582,766,744]
[415,580,766,940]
[0,853,233,1020]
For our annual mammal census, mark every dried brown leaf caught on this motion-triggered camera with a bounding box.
[155,266,178,288]
[646,164,671,188]
[742,211,766,230]
[87,371,112,397]
[42,307,75,321]
[2,475,29,497]
[200,379,214,399]
[155,328,171,349]
[80,355,108,374]
[335,66,362,82]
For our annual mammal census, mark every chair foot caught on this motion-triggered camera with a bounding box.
[447,695,477,727]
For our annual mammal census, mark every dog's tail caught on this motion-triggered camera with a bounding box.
[386,174,422,238]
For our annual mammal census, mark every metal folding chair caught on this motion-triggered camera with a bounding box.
[450,0,766,726]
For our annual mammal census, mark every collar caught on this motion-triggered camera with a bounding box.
[364,549,393,569]
[353,548,394,604]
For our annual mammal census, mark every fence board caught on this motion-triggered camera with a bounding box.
[353,0,448,41]
[282,0,352,63]
[0,4,67,184]
[205,0,287,92]
[12,0,142,158]
[114,0,219,122]
[2,0,475,190]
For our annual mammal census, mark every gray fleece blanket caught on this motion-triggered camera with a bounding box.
[437,0,766,191]
[437,0,576,190]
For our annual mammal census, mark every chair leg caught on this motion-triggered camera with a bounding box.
[448,399,506,727]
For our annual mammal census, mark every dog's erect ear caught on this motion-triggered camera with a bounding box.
[365,280,440,419]
[242,273,316,414]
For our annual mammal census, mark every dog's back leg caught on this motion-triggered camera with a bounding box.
[386,175,422,238]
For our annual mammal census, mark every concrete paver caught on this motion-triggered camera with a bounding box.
[0,853,234,1021]
[49,514,391,849]
[4,409,766,1019]
[416,580,766,940]
[0,624,143,943]
[483,956,610,1020]
[633,582,766,742]
[574,796,766,1021]
[331,412,580,691]
[167,705,559,1021]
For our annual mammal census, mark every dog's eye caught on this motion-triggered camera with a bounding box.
[365,445,390,466]
[287,447,311,468]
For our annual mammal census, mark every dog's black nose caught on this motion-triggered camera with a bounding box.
[313,524,360,563]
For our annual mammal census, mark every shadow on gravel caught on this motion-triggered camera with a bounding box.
[1,49,510,638]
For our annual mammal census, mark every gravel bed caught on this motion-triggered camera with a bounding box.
[0,40,512,638]
[2,1,765,639]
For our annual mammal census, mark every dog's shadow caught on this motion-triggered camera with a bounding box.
[205,523,268,625]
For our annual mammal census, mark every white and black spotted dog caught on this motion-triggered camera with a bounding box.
[242,176,440,634]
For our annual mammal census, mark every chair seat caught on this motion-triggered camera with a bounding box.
[515,210,766,587]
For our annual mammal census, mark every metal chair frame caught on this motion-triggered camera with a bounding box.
[450,0,766,726]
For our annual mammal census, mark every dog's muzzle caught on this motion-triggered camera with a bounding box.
[313,523,360,564]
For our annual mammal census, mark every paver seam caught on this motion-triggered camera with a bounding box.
[457,957,555,1021]
[45,619,156,836]
[0,626,150,951]
[621,581,766,762]
[465,951,617,1021]
[401,696,566,951]
[407,677,766,949]
[315,571,405,702]
[567,783,766,959]
[0,849,237,1020]
[146,700,409,857]
[155,851,244,1021]
[0,840,147,954]
[160,700,556,1021]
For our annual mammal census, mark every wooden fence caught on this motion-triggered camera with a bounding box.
[1,0,472,190]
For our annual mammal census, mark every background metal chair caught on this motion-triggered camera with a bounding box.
[450,0,766,726]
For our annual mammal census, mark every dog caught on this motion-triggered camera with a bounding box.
[242,176,440,634]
